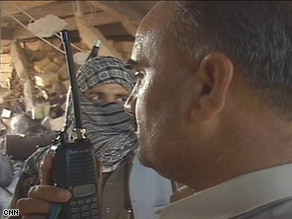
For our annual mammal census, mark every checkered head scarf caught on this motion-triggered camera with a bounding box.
[65,56,138,172]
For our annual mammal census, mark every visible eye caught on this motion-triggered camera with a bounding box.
[116,96,129,104]
[90,95,104,104]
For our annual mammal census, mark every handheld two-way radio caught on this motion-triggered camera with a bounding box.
[51,30,100,219]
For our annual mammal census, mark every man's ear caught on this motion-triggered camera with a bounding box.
[191,52,234,121]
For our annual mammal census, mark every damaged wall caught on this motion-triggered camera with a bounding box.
[0,37,134,128]
[0,1,154,155]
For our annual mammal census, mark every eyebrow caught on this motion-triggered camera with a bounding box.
[116,93,129,97]
[87,91,104,96]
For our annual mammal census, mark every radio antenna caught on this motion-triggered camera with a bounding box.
[61,30,82,130]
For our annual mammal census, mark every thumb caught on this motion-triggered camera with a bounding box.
[40,155,54,185]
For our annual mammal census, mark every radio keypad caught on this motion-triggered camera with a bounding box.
[92,210,99,215]
[82,212,90,217]
[78,200,85,205]
[81,206,89,211]
[91,204,98,209]
[85,199,91,204]
[72,208,80,213]
[71,201,77,206]
[70,196,99,218]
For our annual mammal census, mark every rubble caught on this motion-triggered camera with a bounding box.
[35,72,59,87]
[0,37,134,156]
[0,1,155,213]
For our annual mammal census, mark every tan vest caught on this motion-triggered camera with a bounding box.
[101,154,134,219]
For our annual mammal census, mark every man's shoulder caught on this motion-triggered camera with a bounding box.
[159,197,292,219]
[22,146,51,176]
[235,198,292,219]
[159,163,292,219]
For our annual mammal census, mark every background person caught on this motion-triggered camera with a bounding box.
[8,56,173,219]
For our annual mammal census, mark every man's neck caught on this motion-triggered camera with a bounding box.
[187,98,292,191]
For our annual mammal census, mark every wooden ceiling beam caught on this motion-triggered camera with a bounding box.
[74,2,122,59]
[1,1,53,17]
[88,1,144,36]
[1,1,103,27]
[1,12,121,40]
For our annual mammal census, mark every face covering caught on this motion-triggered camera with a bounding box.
[64,56,138,172]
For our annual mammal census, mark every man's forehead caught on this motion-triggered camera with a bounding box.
[131,34,145,61]
[143,1,174,23]
[131,32,155,63]
[131,2,176,62]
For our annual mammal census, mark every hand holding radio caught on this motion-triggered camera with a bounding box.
[18,31,101,219]
[17,155,72,217]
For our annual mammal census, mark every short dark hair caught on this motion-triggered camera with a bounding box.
[172,1,292,116]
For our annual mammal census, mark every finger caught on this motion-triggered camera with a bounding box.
[22,215,48,219]
[40,155,54,185]
[28,185,71,203]
[17,198,51,216]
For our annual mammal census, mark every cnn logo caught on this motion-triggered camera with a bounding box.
[3,209,19,216]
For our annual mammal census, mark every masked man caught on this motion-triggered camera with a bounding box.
[8,56,173,219]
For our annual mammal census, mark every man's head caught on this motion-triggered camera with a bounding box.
[126,1,292,190]
[66,56,138,170]
[77,56,134,105]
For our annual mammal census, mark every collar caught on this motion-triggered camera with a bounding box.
[159,163,292,219]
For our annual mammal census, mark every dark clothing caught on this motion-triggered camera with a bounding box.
[7,146,135,219]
